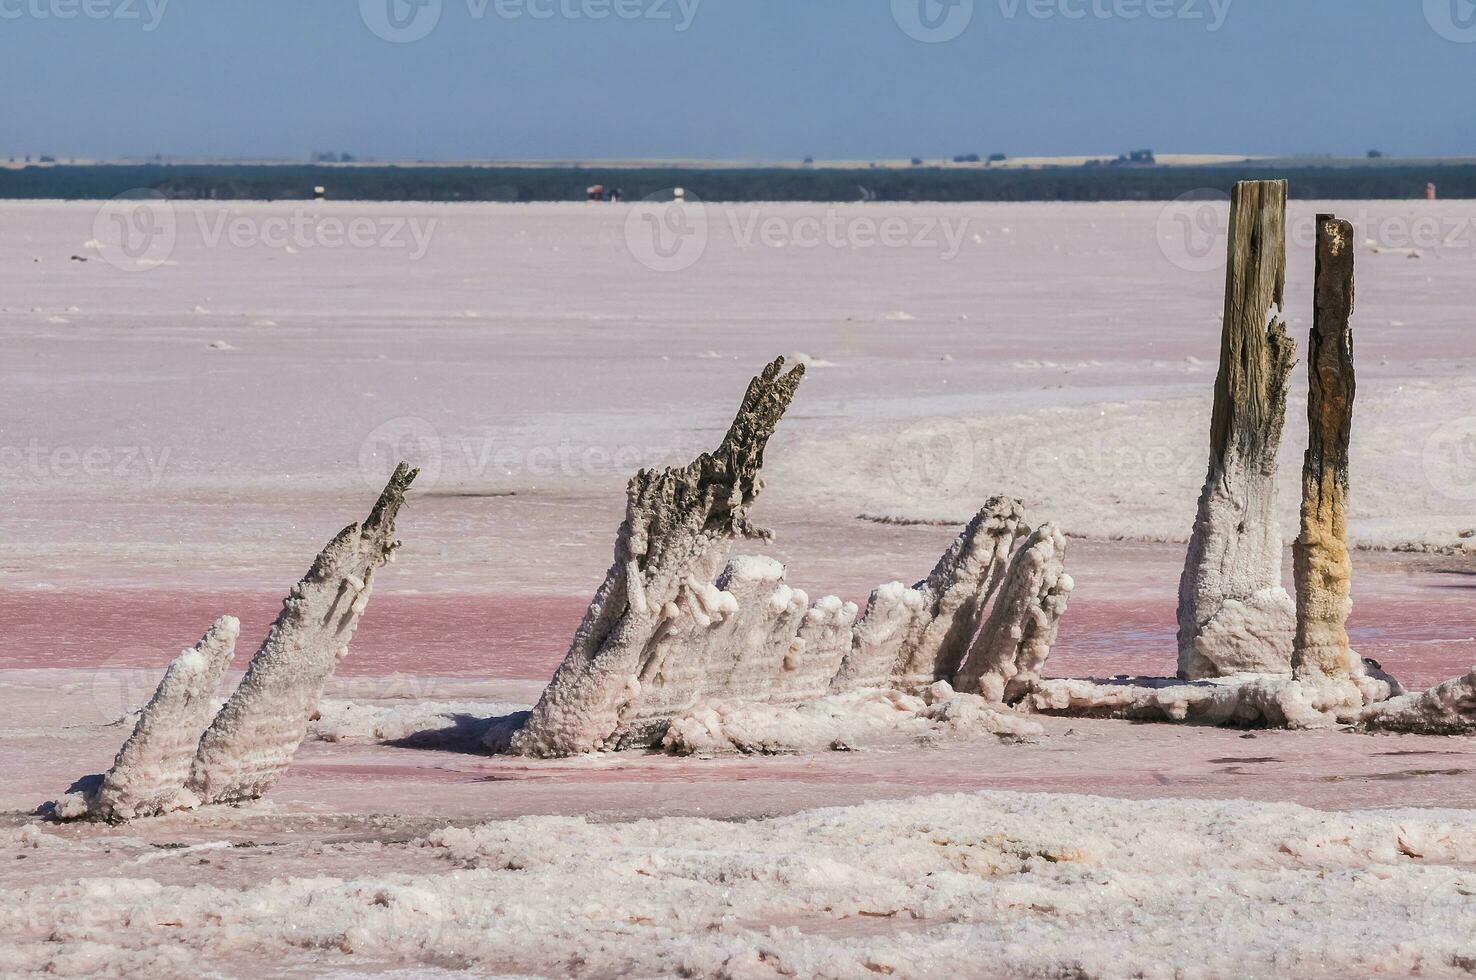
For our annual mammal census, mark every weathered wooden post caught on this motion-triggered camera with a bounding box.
[1177,180,1298,679]
[1292,214,1356,679]
[186,463,417,806]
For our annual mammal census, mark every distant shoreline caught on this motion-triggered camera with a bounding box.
[6,154,1473,171]
[2,160,1469,202]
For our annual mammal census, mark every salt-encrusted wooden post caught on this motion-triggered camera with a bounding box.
[1176,180,1298,679]
[1293,214,1356,679]
[185,463,417,806]
[86,616,239,822]
[508,358,806,758]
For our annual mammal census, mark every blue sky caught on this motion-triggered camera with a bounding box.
[2,0,1472,160]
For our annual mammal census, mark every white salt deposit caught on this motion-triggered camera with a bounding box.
[661,684,1041,755]
[8,790,1476,977]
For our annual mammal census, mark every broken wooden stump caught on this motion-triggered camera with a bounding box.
[509,358,806,758]
[184,463,417,807]
[1293,213,1357,681]
[1177,179,1298,680]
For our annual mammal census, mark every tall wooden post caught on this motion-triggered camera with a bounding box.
[1293,214,1356,678]
[1177,180,1298,679]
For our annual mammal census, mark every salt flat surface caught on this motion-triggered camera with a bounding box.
[4,200,1476,977]
[8,789,1476,978]
[3,200,1475,590]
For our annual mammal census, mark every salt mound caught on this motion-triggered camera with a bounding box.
[786,351,836,368]
[662,684,1042,755]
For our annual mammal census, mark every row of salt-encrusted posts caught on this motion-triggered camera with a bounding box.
[1177,179,1298,680]
[505,358,1076,757]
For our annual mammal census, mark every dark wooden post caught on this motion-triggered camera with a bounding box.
[1293,214,1356,678]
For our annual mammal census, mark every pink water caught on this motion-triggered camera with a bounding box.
[2,541,1470,688]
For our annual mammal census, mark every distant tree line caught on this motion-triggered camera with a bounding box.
[2,163,1473,202]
